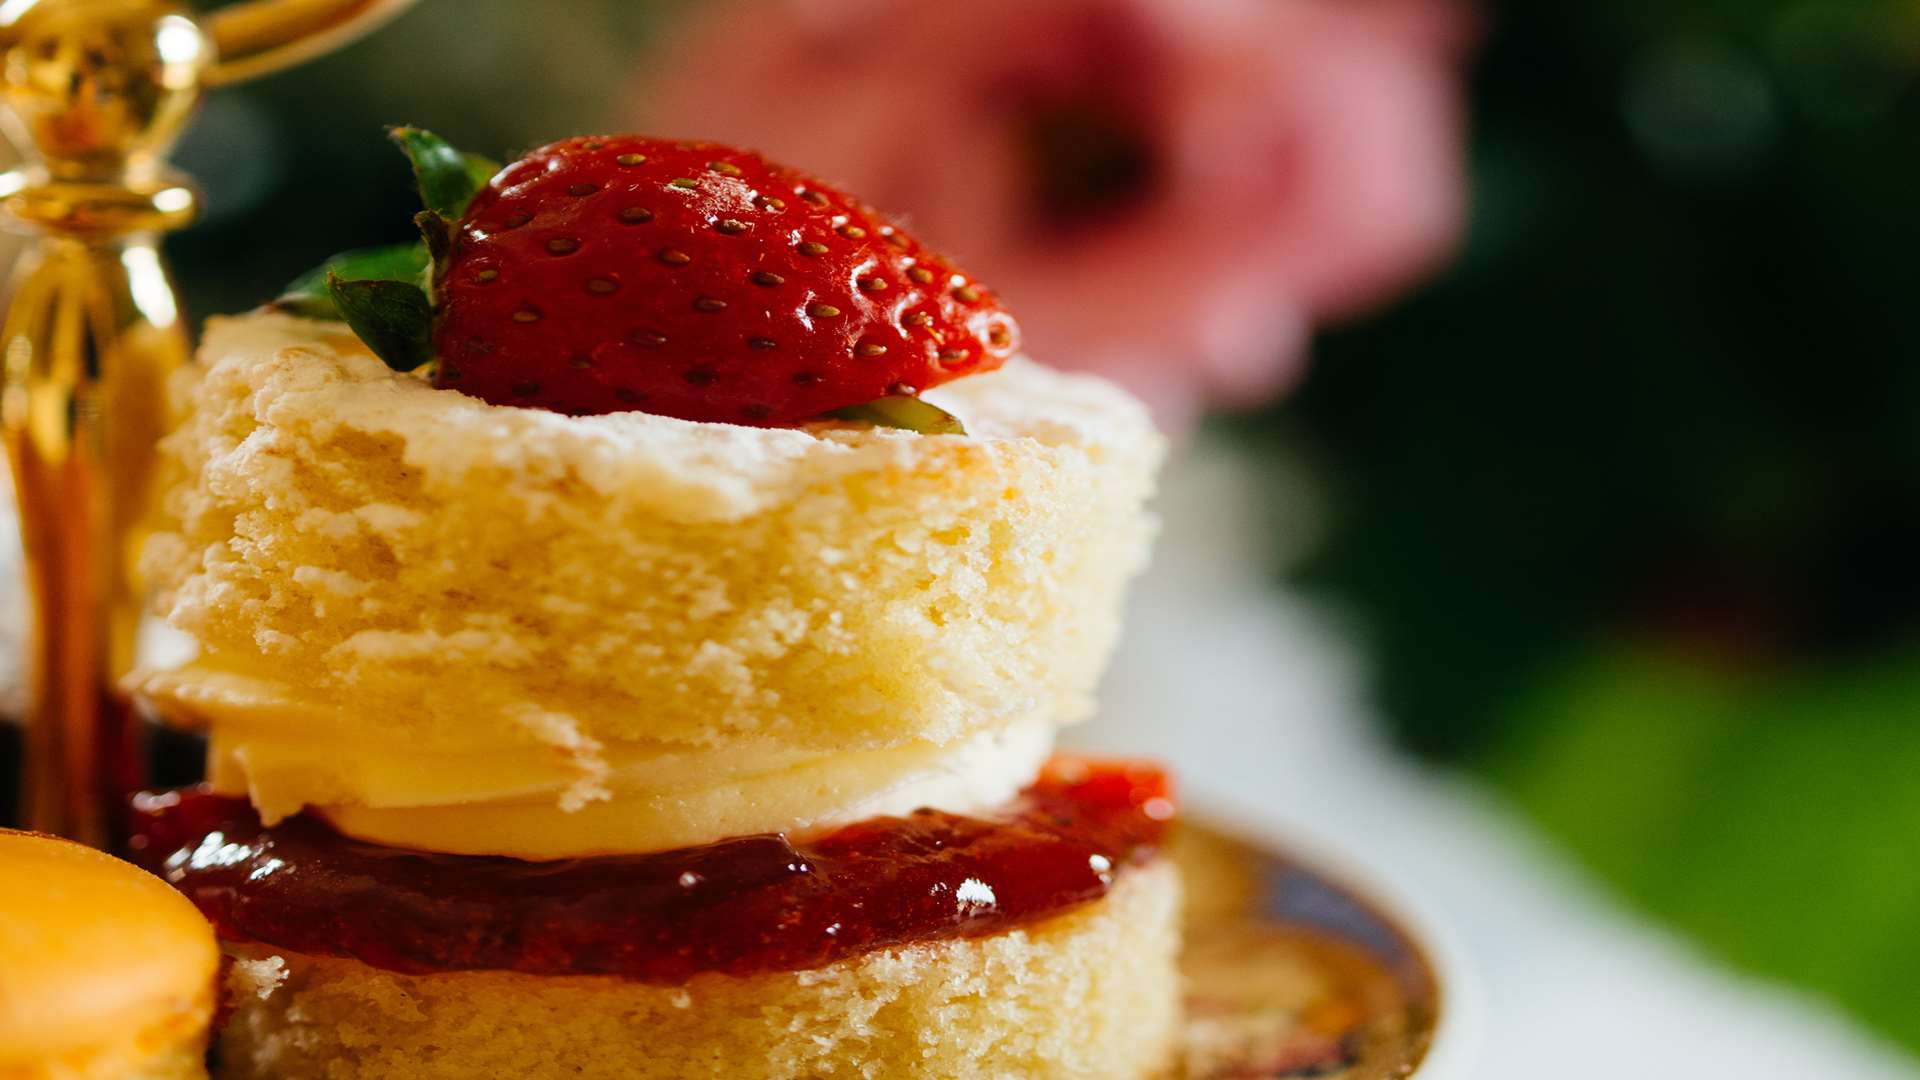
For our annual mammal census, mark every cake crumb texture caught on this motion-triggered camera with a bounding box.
[215,861,1180,1080]
[145,313,1163,755]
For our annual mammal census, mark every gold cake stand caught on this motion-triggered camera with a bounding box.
[0,0,417,847]
[0,5,1448,1074]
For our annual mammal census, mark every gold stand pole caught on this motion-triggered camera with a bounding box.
[0,0,417,846]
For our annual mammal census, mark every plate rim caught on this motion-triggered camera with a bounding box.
[1183,802,1478,1078]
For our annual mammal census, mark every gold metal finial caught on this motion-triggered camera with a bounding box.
[0,0,418,846]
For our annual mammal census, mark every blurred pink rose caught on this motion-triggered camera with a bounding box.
[635,0,1471,427]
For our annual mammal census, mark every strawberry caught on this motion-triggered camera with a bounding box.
[277,129,1020,430]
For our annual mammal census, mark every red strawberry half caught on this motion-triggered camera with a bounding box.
[277,130,1020,430]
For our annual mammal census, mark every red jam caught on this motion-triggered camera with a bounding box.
[128,757,1172,983]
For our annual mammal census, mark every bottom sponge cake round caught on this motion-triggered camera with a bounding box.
[216,860,1180,1080]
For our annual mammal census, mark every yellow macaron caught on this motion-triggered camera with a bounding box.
[0,829,217,1080]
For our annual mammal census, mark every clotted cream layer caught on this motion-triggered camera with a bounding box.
[136,662,1053,858]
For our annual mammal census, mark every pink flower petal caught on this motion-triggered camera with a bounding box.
[635,0,1472,428]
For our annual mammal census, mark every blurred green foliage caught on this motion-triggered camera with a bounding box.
[1497,646,1920,1048]
[1255,0,1920,1051]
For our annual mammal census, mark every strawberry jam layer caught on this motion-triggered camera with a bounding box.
[128,758,1172,984]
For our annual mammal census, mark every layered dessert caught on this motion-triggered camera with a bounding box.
[127,131,1172,1078]
[0,829,218,1080]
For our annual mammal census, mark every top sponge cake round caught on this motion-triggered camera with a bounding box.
[143,313,1163,759]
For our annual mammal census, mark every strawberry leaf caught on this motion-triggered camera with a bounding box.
[389,126,498,220]
[273,243,429,319]
[327,273,434,372]
[414,211,453,266]
[827,396,967,435]
[464,152,498,194]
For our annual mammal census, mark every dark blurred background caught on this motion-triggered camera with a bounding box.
[3,0,1915,1059]
[1282,1,1920,1048]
